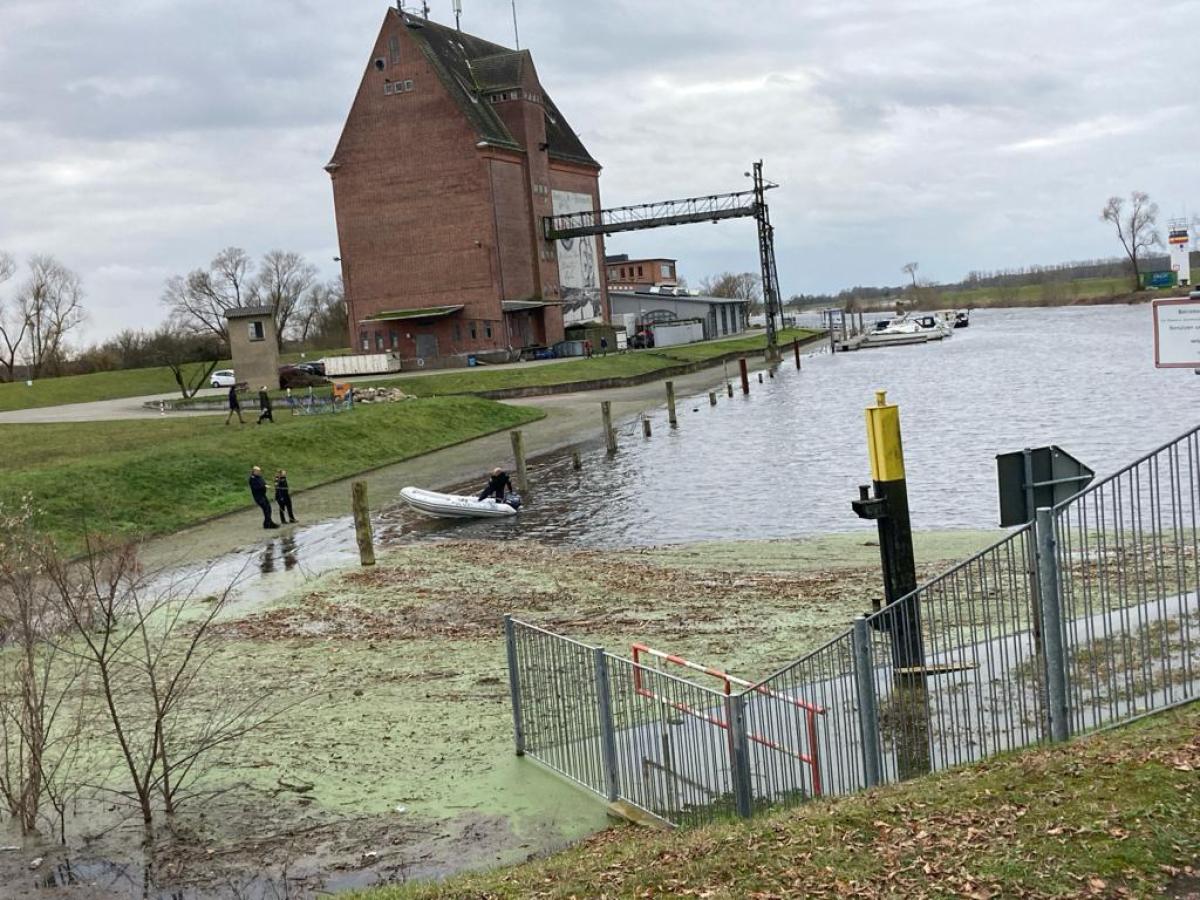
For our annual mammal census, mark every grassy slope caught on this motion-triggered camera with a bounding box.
[369,328,818,398]
[361,702,1200,899]
[0,350,346,413]
[0,396,541,550]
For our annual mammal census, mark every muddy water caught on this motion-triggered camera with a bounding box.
[172,303,1197,603]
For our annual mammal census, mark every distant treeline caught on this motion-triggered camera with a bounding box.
[789,251,1200,308]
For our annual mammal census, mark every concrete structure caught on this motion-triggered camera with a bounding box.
[609,290,749,340]
[605,255,679,292]
[1168,219,1191,286]
[326,8,608,367]
[225,306,279,390]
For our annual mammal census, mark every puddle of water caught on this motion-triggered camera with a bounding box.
[166,304,1198,603]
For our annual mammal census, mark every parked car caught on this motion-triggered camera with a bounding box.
[278,365,330,390]
[210,369,236,388]
[295,361,326,377]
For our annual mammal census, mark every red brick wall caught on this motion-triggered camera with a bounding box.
[328,12,501,339]
[486,156,537,302]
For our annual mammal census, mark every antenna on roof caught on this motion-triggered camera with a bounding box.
[453,0,462,30]
[422,1,430,16]
[510,0,520,49]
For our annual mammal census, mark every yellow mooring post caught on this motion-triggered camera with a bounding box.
[852,390,929,778]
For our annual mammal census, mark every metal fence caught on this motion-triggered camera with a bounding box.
[505,426,1200,828]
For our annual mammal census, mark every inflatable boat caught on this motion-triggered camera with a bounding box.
[400,486,521,519]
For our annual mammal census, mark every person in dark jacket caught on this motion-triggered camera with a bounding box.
[249,466,278,529]
[477,467,513,502]
[225,384,244,425]
[256,386,274,424]
[274,469,296,524]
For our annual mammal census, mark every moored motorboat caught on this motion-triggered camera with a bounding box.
[400,486,521,518]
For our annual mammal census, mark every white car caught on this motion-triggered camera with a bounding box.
[210,369,236,388]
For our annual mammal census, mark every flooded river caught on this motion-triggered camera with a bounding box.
[182,303,1197,593]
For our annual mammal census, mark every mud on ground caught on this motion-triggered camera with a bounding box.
[8,532,995,898]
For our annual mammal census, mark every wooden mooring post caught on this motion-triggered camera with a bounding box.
[758,372,764,384]
[601,401,617,455]
[571,449,583,471]
[739,358,750,395]
[665,380,678,427]
[510,429,529,494]
[794,338,802,370]
[642,417,652,438]
[352,481,375,567]
[709,391,717,406]
[726,382,733,398]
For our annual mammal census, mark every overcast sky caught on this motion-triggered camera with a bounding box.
[1,0,1197,341]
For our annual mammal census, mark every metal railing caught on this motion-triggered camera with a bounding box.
[506,425,1200,828]
[1051,424,1200,736]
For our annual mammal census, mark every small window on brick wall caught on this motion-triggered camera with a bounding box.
[248,321,265,342]
[375,332,384,350]
[485,322,493,339]
[360,331,369,351]
[469,321,477,340]
[388,36,401,65]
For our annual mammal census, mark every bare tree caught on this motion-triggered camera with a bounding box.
[162,247,254,344]
[0,251,26,381]
[151,324,222,399]
[700,272,762,303]
[253,250,317,348]
[48,542,278,825]
[293,278,347,349]
[902,262,919,288]
[0,500,88,839]
[1101,192,1162,290]
[18,256,86,378]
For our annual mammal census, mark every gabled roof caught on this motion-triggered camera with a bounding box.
[398,12,598,167]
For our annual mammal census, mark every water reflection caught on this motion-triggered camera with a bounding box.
[174,305,1200,594]
[258,535,300,575]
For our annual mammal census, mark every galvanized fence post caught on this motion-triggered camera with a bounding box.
[725,694,754,818]
[503,615,526,756]
[592,648,620,802]
[851,616,882,788]
[1035,508,1071,742]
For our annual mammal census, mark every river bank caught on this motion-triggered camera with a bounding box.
[2,529,1000,899]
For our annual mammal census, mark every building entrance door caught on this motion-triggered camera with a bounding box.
[416,333,438,360]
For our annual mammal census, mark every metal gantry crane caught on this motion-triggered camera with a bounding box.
[542,161,784,356]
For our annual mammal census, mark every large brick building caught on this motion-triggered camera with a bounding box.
[326,8,608,364]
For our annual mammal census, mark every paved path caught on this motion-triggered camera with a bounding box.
[136,352,797,604]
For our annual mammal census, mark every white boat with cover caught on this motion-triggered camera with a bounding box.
[400,486,520,519]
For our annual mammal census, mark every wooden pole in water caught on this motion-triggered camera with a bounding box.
[352,481,375,567]
[510,429,529,494]
[794,338,801,370]
[601,401,617,455]
[571,449,583,471]
[758,372,763,384]
[642,417,652,438]
[709,391,717,406]
[665,380,677,427]
[739,358,750,395]
[726,382,733,398]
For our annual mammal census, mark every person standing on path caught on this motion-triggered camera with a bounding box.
[257,386,274,424]
[274,469,297,524]
[225,384,244,425]
[600,336,609,357]
[249,466,278,529]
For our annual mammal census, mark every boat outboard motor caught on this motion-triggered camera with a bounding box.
[505,494,522,511]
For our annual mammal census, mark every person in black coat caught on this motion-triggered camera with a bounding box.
[225,384,244,425]
[274,469,297,524]
[257,386,274,424]
[249,466,278,529]
[477,467,513,502]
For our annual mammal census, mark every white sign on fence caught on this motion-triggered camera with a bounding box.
[1152,298,1200,368]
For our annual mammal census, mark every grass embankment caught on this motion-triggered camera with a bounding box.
[0,349,346,412]
[0,396,541,550]
[368,328,818,398]
[360,702,1200,899]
